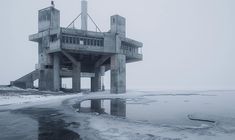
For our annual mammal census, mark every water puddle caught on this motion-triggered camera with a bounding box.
[12,108,81,140]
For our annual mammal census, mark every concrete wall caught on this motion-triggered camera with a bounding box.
[38,7,60,32]
[110,15,126,37]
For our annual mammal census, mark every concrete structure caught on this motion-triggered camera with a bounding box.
[11,0,143,94]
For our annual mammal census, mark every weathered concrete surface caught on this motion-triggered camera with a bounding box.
[72,62,81,92]
[13,1,143,93]
[53,53,60,91]
[39,69,54,91]
[11,70,39,89]
[91,67,101,92]
[111,54,126,93]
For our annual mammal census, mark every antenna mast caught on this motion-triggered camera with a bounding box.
[81,0,88,30]
[51,1,55,7]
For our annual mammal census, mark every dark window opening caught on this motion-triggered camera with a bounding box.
[77,38,80,45]
[73,37,76,44]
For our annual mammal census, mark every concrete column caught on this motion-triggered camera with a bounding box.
[39,69,54,91]
[53,53,60,91]
[100,66,105,91]
[91,67,102,111]
[110,54,126,93]
[72,62,81,92]
[91,67,101,92]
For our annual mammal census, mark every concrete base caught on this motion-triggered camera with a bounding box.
[11,81,33,89]
[39,69,54,91]
[111,54,126,93]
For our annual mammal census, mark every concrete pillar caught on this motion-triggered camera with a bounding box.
[53,53,60,91]
[91,67,102,112]
[100,66,105,91]
[91,67,101,92]
[72,62,81,92]
[111,54,126,93]
[39,69,53,91]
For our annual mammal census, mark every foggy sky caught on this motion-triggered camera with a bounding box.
[0,0,235,90]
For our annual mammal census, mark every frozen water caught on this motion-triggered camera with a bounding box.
[0,89,235,139]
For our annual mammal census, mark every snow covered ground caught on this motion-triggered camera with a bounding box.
[0,86,80,108]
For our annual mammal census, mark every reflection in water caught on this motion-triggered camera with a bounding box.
[13,108,80,140]
[91,99,104,113]
[110,99,126,117]
[82,99,126,118]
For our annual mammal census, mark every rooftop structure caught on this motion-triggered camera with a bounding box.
[11,0,143,93]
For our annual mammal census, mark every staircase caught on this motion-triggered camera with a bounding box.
[11,70,39,89]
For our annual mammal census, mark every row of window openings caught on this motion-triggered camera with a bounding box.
[121,46,138,54]
[62,36,104,46]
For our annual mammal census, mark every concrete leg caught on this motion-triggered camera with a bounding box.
[100,66,105,91]
[91,67,103,111]
[53,53,60,91]
[110,54,126,93]
[91,67,101,92]
[39,69,53,91]
[72,62,81,92]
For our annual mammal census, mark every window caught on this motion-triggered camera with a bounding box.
[80,39,84,45]
[65,36,69,43]
[100,40,104,46]
[94,40,97,46]
[87,39,91,45]
[69,37,72,44]
[83,39,87,45]
[77,38,80,45]
[62,36,65,43]
[73,37,76,44]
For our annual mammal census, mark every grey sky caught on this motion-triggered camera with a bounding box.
[0,0,234,90]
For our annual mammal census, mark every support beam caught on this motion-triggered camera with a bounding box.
[62,51,77,64]
[53,53,60,91]
[111,54,126,93]
[95,55,110,68]
[62,51,81,92]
